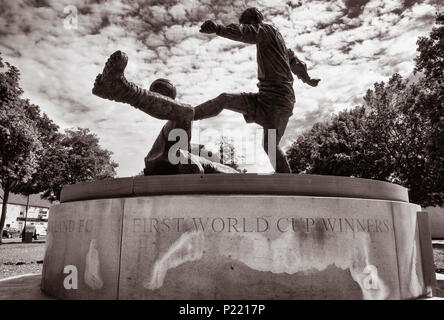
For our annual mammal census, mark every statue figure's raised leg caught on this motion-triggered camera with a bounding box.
[193,92,292,173]
[193,93,249,120]
[92,51,194,138]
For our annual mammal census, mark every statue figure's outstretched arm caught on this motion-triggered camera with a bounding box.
[200,20,261,44]
[287,49,320,87]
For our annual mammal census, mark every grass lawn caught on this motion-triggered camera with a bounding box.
[0,242,45,279]
[433,243,444,273]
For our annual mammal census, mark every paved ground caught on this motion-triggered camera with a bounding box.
[0,274,54,300]
[1,239,443,299]
[433,241,444,273]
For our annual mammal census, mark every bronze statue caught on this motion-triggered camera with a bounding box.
[197,7,319,173]
[92,56,237,174]
[92,7,319,174]
[143,78,194,175]
[144,79,238,175]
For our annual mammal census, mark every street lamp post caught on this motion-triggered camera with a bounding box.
[21,194,30,241]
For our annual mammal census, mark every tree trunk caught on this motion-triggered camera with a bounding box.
[0,184,10,245]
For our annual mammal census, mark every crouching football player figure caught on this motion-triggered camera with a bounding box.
[142,78,192,175]
[197,7,320,173]
[92,58,237,175]
[144,79,238,175]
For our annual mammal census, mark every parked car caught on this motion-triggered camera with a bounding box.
[34,225,47,239]
[2,228,20,238]
[2,229,12,238]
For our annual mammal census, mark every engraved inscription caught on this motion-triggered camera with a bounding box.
[47,216,391,234]
[130,216,391,233]
[48,219,94,233]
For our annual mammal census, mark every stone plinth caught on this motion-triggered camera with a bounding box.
[41,174,435,299]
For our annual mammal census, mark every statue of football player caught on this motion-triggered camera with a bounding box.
[144,78,237,175]
[92,7,319,174]
[196,7,320,173]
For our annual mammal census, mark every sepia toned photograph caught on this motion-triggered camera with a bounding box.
[0,0,443,309]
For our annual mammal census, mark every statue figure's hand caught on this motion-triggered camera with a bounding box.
[307,78,320,87]
[200,20,218,34]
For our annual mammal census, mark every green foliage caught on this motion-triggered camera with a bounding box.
[287,13,444,207]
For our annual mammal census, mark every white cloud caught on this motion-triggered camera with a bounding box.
[0,0,440,176]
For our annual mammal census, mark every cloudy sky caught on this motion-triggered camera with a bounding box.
[0,0,441,176]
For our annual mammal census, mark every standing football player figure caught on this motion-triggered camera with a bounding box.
[196,7,320,173]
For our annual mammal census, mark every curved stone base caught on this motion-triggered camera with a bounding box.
[41,175,432,299]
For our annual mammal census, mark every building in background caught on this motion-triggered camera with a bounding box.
[0,190,54,233]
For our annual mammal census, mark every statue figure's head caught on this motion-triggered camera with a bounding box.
[149,78,177,100]
[239,7,264,24]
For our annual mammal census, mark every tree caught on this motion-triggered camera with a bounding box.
[215,136,244,171]
[287,106,370,177]
[415,13,444,83]
[0,57,42,243]
[62,128,118,181]
[0,54,119,243]
[414,12,444,206]
[287,13,444,207]
[17,125,118,201]
[13,102,63,199]
[38,128,118,201]
[363,74,441,206]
